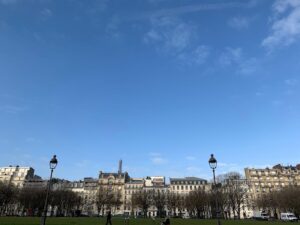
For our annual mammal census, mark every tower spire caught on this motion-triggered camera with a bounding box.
[118,159,122,175]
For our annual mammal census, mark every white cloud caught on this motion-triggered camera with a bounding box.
[151,157,167,164]
[41,8,53,18]
[186,166,202,174]
[186,156,196,161]
[285,78,298,86]
[218,47,259,75]
[262,0,300,49]
[149,152,167,165]
[26,137,38,143]
[106,15,121,39]
[228,16,251,29]
[147,2,253,19]
[144,17,195,53]
[0,0,18,4]
[238,57,259,75]
[86,0,109,14]
[75,160,90,168]
[272,100,283,106]
[218,47,242,66]
[0,105,27,114]
[144,16,210,65]
[178,45,211,65]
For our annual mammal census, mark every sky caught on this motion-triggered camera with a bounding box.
[0,0,300,181]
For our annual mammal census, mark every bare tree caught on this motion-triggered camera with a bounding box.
[18,187,45,216]
[95,186,107,216]
[131,190,152,218]
[0,182,18,216]
[220,172,248,219]
[166,192,179,217]
[152,190,166,218]
[185,188,209,218]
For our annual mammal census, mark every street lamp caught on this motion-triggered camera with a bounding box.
[209,154,221,225]
[40,155,58,225]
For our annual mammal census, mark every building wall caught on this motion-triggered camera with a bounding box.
[0,166,34,187]
[170,177,209,195]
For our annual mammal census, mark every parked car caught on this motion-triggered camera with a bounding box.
[281,212,298,222]
[253,210,270,221]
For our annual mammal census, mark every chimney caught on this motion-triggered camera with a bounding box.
[118,160,122,175]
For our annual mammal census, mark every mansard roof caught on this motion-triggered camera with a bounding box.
[170,177,207,182]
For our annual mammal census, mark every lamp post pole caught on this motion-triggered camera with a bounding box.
[209,154,221,225]
[40,155,58,225]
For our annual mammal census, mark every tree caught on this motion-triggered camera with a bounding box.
[50,189,82,216]
[131,190,152,218]
[95,186,107,216]
[152,190,166,217]
[0,182,18,216]
[185,188,209,218]
[220,172,248,219]
[166,192,180,217]
[18,187,45,216]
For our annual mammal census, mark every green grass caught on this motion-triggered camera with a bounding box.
[0,217,292,225]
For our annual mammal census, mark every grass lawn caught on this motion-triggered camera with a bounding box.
[0,217,293,225]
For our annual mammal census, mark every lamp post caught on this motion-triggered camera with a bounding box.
[209,154,221,225]
[40,155,58,225]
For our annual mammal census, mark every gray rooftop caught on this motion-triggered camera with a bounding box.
[170,177,207,182]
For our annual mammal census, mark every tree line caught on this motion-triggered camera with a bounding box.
[2,172,300,219]
[255,185,300,218]
[0,181,81,216]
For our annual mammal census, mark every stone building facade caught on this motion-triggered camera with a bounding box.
[245,164,300,197]
[0,166,34,187]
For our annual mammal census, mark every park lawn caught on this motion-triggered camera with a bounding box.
[0,217,291,225]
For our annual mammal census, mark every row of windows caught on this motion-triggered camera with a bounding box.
[172,185,205,191]
[171,181,205,185]
[125,185,143,189]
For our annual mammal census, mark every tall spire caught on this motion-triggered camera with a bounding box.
[118,159,122,175]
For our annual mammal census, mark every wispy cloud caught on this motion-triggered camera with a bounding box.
[25,137,39,143]
[75,160,90,168]
[86,0,109,14]
[0,0,18,4]
[143,2,254,19]
[285,78,298,86]
[0,105,27,114]
[186,166,202,175]
[41,8,53,19]
[106,15,121,39]
[262,0,300,49]
[218,47,259,75]
[149,152,168,165]
[186,156,196,161]
[218,162,244,174]
[144,17,195,52]
[218,47,242,66]
[228,16,253,29]
[144,16,210,65]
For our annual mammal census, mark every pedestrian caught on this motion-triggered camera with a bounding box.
[106,211,112,225]
[161,218,170,225]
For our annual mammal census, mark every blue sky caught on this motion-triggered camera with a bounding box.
[1,0,300,181]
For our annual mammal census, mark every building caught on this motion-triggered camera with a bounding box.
[245,164,300,196]
[245,164,300,217]
[0,166,34,187]
[24,175,47,189]
[124,178,144,215]
[170,177,208,194]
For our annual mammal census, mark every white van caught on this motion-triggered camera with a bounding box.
[281,212,298,222]
[253,210,269,220]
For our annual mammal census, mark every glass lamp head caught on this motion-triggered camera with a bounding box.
[50,155,58,170]
[209,154,217,169]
